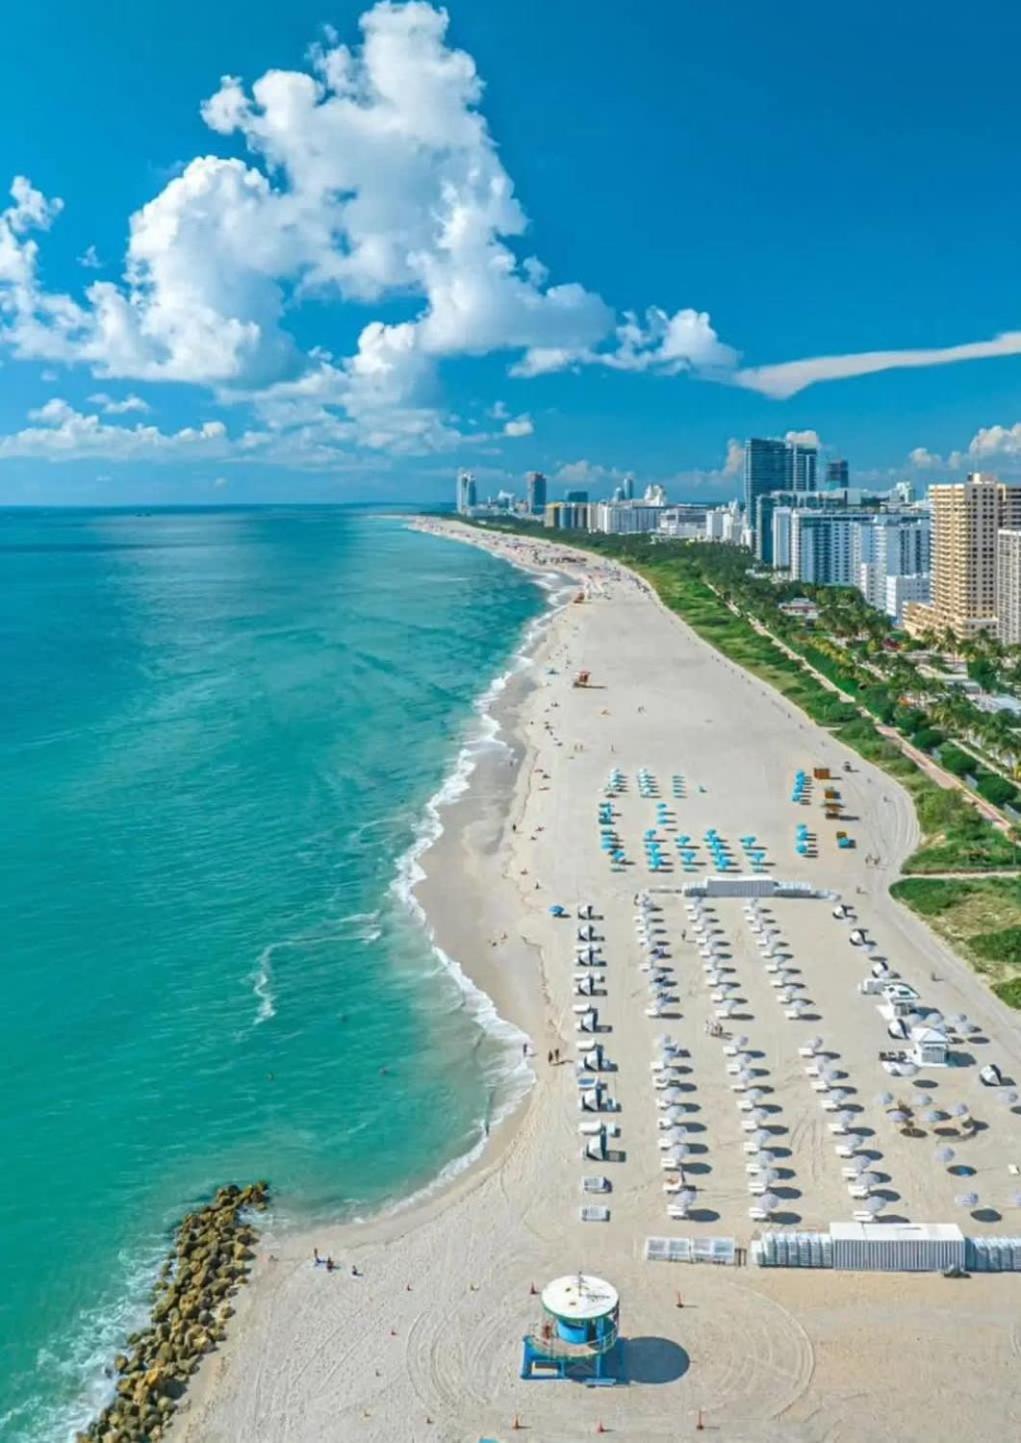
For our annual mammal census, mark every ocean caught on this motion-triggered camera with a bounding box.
[0,506,547,1442]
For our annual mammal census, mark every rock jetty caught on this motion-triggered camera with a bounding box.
[76,1181,269,1443]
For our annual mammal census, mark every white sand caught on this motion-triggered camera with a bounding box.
[172,520,1021,1443]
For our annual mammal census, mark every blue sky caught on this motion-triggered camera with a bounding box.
[1,0,1020,504]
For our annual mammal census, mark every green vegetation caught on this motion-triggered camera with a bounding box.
[891,876,1021,1006]
[910,727,944,753]
[976,773,1019,809]
[993,977,1021,1008]
[936,743,973,778]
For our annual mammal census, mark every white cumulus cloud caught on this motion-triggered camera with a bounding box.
[968,422,1021,458]
[0,398,228,461]
[503,414,533,437]
[88,392,151,414]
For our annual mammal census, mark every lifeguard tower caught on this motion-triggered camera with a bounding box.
[521,1273,619,1384]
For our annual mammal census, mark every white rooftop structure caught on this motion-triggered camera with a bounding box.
[541,1273,618,1321]
[829,1222,962,1243]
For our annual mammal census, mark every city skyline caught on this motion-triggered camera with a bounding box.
[3,1,1021,504]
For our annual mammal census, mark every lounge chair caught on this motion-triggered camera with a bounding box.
[582,1176,610,1193]
[667,1204,690,1220]
[580,1206,610,1222]
[748,1207,768,1221]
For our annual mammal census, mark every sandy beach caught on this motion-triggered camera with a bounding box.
[171,518,1021,1443]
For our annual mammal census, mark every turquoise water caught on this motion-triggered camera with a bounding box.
[0,506,546,1442]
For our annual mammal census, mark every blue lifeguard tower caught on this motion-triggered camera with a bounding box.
[521,1273,619,1384]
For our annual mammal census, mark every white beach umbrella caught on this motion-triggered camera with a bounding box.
[951,1103,971,1119]
[875,1091,895,1108]
[997,1089,1019,1106]
[679,1188,697,1209]
[863,1196,884,1216]
[857,1171,880,1189]
[922,1108,946,1126]
[760,1191,780,1213]
[1010,1191,1021,1210]
[837,1109,856,1128]
[910,1091,930,1109]
[888,1110,910,1126]
[754,1128,772,1148]
[746,1088,765,1103]
[954,1192,979,1210]
[933,1145,956,1165]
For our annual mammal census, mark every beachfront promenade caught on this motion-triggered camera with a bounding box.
[172,521,1021,1443]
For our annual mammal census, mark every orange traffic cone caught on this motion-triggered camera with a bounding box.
[512,1414,523,1431]
[529,1281,537,1295]
[596,1421,607,1435]
[696,1407,705,1431]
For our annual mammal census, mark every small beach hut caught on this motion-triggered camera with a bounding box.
[522,1274,619,1381]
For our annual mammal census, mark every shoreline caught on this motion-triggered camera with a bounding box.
[167,518,595,1438]
[172,517,1021,1443]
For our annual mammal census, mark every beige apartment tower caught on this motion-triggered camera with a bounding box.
[996,529,1021,646]
[905,474,1021,639]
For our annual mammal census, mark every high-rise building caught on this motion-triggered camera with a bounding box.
[704,500,746,545]
[456,471,477,514]
[996,530,1021,646]
[624,475,635,501]
[544,501,590,531]
[526,471,547,516]
[744,438,789,521]
[787,443,818,493]
[826,459,849,488]
[564,489,589,504]
[755,487,880,565]
[745,437,818,542]
[856,512,931,621]
[904,475,1021,639]
[790,511,864,586]
[771,506,795,569]
[591,501,665,534]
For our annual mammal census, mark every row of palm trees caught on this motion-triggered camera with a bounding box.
[692,546,1021,784]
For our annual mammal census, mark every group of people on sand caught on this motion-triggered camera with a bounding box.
[313,1248,361,1276]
